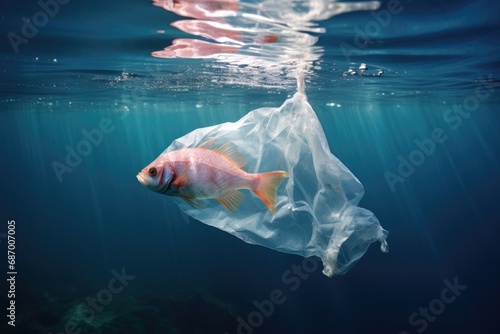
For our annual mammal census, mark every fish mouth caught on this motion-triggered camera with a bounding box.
[136,173,148,186]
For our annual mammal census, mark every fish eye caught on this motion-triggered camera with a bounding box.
[148,167,157,177]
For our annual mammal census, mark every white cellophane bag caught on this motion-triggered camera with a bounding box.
[166,89,388,277]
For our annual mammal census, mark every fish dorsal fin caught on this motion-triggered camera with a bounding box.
[198,139,247,168]
[197,138,217,150]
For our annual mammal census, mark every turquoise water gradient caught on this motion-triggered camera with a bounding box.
[1,0,500,333]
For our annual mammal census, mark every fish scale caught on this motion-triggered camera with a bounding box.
[167,148,255,198]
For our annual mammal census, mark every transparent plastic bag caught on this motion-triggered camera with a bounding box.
[161,90,388,277]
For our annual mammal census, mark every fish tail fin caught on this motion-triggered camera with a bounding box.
[253,171,288,213]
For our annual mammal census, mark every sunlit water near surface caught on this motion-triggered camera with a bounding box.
[1,0,500,333]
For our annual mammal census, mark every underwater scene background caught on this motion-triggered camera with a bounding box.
[1,0,500,333]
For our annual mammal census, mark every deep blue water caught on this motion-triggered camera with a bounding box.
[1,0,500,333]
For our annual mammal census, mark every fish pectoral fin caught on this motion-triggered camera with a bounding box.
[217,190,246,213]
[198,138,246,168]
[172,167,189,188]
[181,196,204,208]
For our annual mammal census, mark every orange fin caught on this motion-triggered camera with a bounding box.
[197,138,217,150]
[217,190,246,213]
[253,171,288,214]
[181,195,203,208]
[172,167,189,188]
[198,139,246,168]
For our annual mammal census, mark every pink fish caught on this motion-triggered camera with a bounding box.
[171,20,244,45]
[137,141,288,213]
[152,0,240,20]
[152,38,240,59]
